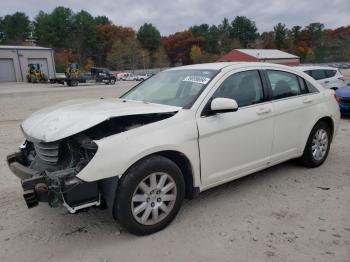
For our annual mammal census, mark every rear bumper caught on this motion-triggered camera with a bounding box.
[6,151,100,212]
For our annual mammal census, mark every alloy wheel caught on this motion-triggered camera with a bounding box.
[311,128,329,161]
[131,172,177,226]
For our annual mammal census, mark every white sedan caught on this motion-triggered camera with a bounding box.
[7,62,340,235]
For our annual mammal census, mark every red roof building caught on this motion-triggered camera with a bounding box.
[218,49,300,66]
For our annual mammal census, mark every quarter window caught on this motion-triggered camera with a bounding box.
[212,70,264,107]
[266,70,304,99]
[325,70,337,78]
[310,70,327,80]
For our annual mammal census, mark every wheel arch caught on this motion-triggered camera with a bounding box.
[121,150,199,199]
[317,116,334,141]
[302,115,335,154]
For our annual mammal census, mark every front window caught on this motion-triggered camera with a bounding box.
[212,70,264,107]
[121,69,218,108]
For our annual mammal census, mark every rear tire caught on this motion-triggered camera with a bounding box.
[114,155,185,235]
[300,121,331,168]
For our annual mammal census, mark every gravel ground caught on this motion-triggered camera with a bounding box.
[0,82,349,262]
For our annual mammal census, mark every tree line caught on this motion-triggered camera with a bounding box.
[0,7,349,71]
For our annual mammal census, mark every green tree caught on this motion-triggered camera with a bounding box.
[34,7,73,48]
[0,12,30,44]
[94,16,111,25]
[217,18,235,52]
[230,16,258,48]
[291,25,302,44]
[273,22,288,49]
[305,23,325,61]
[137,23,162,67]
[137,23,162,52]
[0,17,4,41]
[71,10,97,64]
[191,24,221,53]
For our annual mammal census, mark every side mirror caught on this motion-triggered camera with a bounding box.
[210,97,238,114]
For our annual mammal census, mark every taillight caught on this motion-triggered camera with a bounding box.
[334,94,340,104]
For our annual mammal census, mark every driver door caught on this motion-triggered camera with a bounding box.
[196,69,274,187]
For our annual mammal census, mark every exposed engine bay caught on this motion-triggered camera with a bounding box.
[7,112,177,213]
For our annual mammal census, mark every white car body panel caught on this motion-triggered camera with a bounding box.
[77,110,201,185]
[21,99,180,142]
[19,62,341,194]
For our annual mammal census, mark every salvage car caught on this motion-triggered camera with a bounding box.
[7,62,340,235]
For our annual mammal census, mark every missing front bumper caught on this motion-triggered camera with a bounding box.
[6,151,100,211]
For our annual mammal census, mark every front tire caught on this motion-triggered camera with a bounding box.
[300,121,331,167]
[114,155,185,235]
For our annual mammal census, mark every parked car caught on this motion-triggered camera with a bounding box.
[296,66,346,89]
[335,85,350,116]
[136,74,151,81]
[7,62,340,235]
[121,73,136,81]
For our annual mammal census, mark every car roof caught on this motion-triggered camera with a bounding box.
[296,65,338,71]
[167,62,294,71]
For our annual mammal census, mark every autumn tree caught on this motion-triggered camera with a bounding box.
[190,45,202,63]
[106,37,143,70]
[96,24,135,66]
[162,30,203,66]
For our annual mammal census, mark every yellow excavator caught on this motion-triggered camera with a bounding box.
[26,63,48,83]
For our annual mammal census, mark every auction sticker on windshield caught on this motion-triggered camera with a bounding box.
[183,75,210,85]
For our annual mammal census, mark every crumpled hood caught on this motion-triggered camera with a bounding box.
[22,98,180,142]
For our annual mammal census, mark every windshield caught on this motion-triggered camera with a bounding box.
[121,69,218,108]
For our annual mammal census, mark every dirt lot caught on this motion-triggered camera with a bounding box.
[0,82,349,262]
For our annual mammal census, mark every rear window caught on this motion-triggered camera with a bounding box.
[266,70,302,99]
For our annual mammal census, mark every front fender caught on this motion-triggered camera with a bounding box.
[76,112,201,187]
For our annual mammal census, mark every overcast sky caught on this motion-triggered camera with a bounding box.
[1,0,349,35]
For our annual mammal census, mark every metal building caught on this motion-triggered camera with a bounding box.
[218,49,300,66]
[0,45,55,82]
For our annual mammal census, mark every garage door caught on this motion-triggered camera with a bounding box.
[0,59,16,82]
[28,58,49,78]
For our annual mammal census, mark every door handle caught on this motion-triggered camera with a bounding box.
[303,97,313,103]
[324,81,330,84]
[256,107,271,115]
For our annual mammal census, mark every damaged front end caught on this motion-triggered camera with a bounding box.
[7,133,100,213]
[7,111,177,213]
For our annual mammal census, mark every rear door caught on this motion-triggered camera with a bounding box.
[263,69,320,163]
